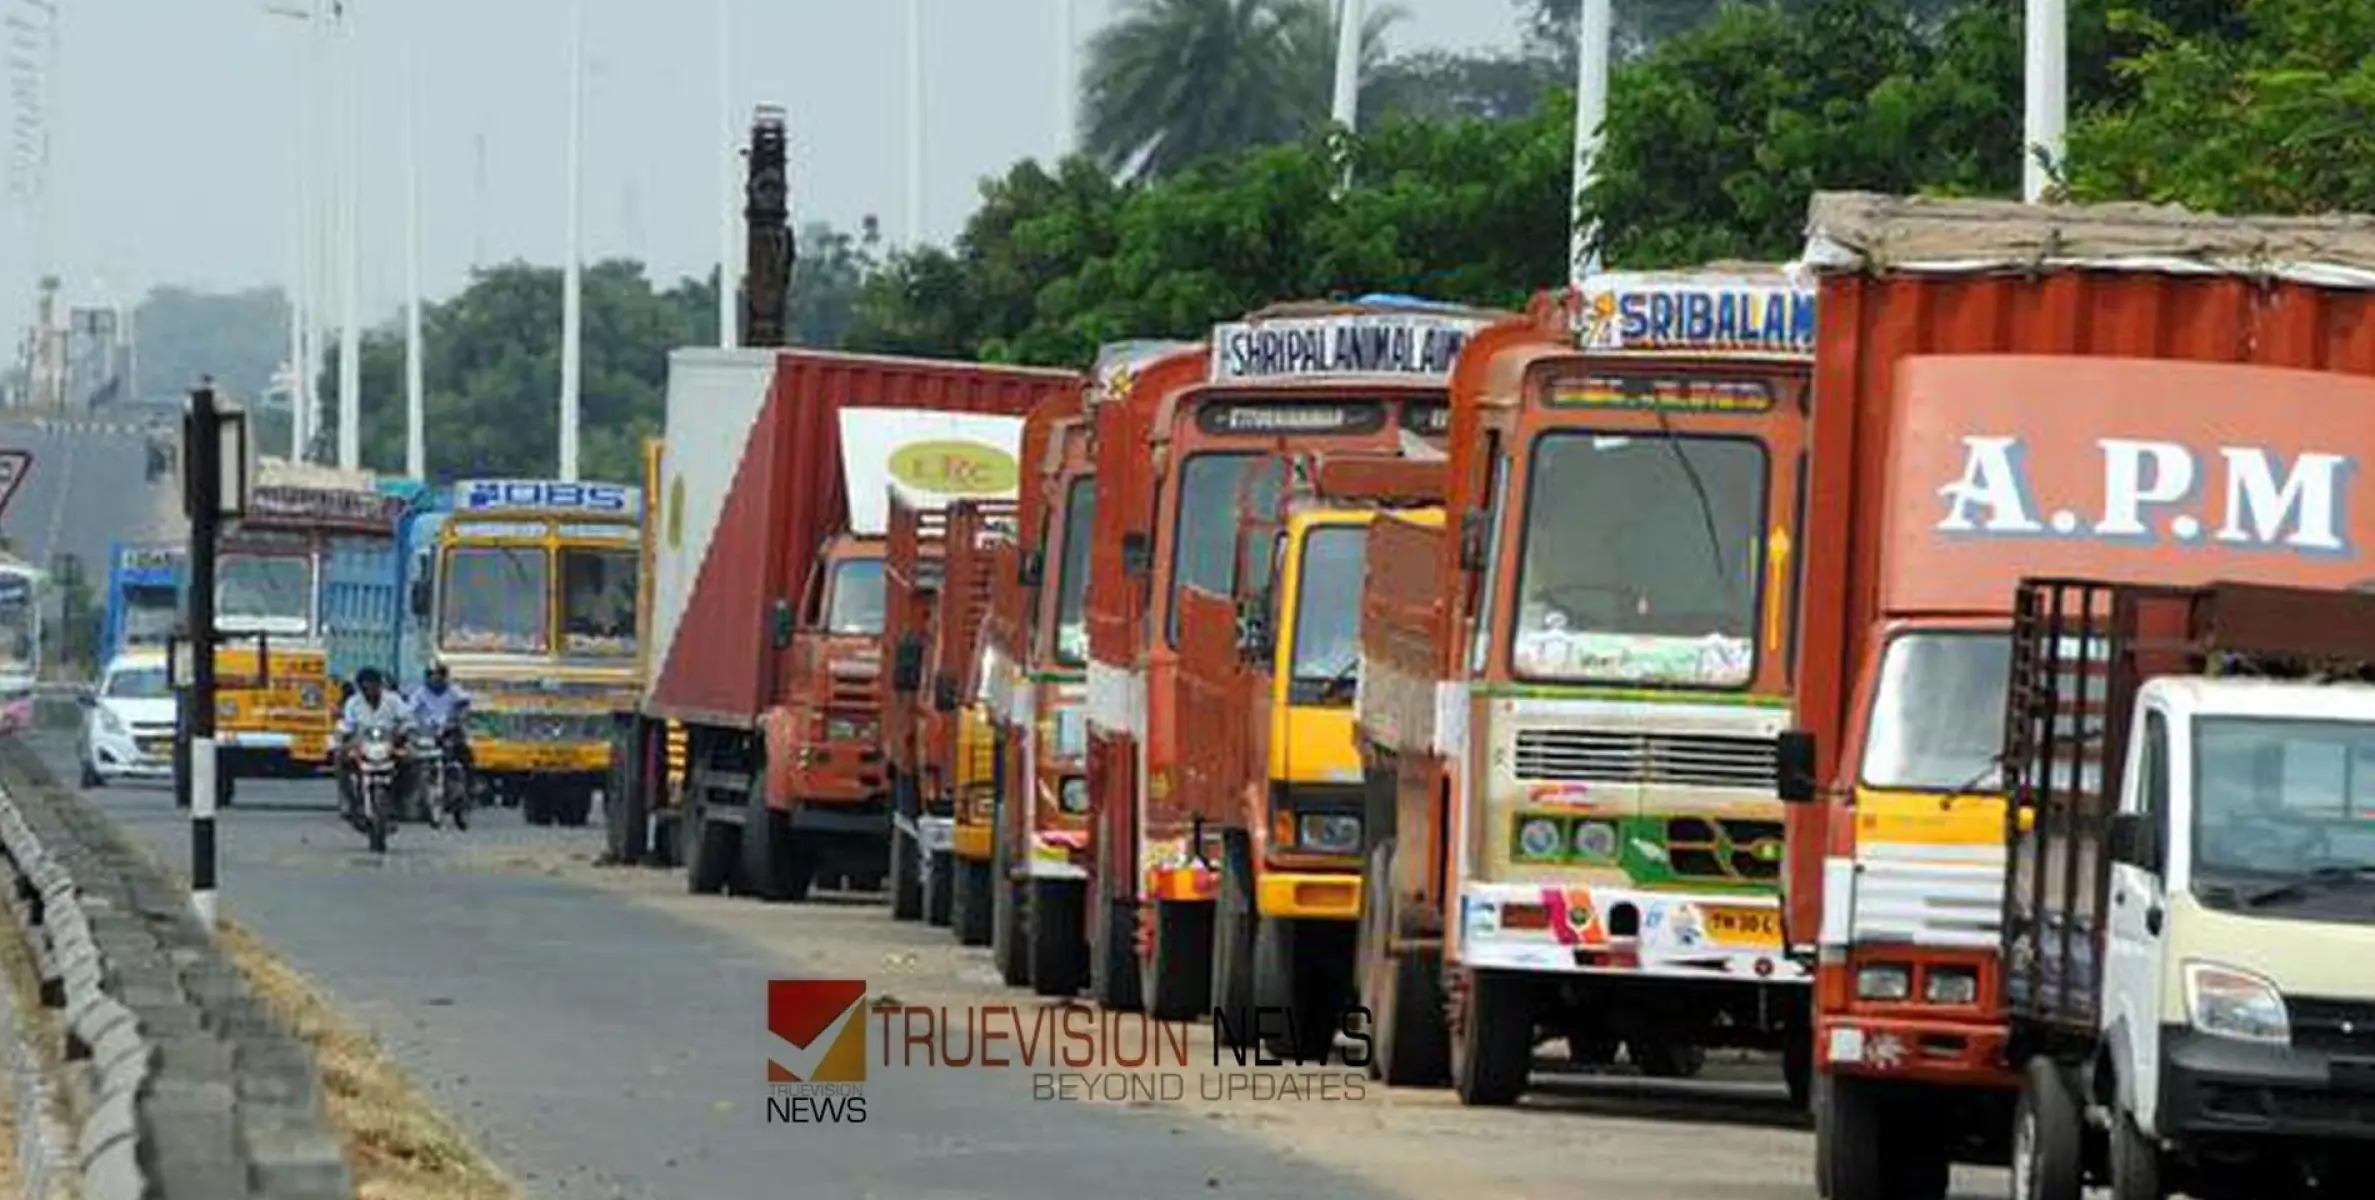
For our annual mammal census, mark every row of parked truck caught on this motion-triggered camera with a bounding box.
[608,129,2375,1200]
[90,460,644,822]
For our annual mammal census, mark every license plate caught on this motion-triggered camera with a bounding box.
[1703,905,1783,948]
[137,738,170,756]
[530,749,577,770]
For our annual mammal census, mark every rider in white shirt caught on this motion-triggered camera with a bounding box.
[336,667,413,822]
[407,662,474,770]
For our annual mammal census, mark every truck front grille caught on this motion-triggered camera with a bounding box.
[1664,817,1785,883]
[1514,729,1777,790]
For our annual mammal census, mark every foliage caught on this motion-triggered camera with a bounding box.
[132,284,289,408]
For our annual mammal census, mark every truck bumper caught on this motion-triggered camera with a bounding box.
[1455,882,1810,983]
[2160,1025,2375,1144]
[1256,870,1360,921]
[952,822,992,862]
[896,813,954,855]
[1017,827,1090,881]
[1818,1013,2019,1089]
[475,740,609,776]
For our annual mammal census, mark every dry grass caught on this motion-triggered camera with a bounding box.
[220,919,523,1200]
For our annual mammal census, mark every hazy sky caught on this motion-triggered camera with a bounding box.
[1,0,1525,337]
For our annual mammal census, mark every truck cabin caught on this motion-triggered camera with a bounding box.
[430,480,645,668]
[927,499,1013,820]
[785,533,890,749]
[108,546,184,658]
[1784,356,2375,1032]
[882,490,952,776]
[1003,411,1096,843]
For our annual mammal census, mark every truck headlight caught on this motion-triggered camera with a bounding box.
[1855,964,1911,1002]
[2184,961,2290,1045]
[1925,966,1979,1006]
[1297,813,1361,855]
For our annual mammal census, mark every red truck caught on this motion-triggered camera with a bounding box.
[617,349,1077,903]
[1775,191,2375,1199]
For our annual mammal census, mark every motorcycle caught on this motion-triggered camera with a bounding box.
[415,724,471,831]
[352,727,402,854]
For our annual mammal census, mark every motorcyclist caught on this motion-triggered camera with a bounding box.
[408,663,473,804]
[336,667,414,826]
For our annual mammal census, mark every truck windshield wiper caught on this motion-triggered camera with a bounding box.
[1650,406,1734,608]
[2240,864,2375,908]
[1306,656,1360,700]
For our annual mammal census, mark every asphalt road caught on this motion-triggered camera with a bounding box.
[35,731,2016,1200]
[0,411,181,576]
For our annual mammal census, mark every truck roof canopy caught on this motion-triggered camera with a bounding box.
[1804,191,2375,286]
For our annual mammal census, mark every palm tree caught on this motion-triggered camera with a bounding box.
[1081,0,1402,181]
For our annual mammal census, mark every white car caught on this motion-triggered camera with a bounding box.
[80,653,176,787]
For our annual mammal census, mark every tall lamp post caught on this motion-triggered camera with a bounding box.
[175,383,251,931]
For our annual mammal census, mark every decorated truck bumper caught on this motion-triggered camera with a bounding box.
[1457,881,1808,983]
[466,707,616,777]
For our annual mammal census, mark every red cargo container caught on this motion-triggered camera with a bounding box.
[629,347,1081,899]
[1781,191,2375,1199]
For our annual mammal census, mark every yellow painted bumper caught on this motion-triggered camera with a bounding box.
[476,740,610,774]
[1256,871,1360,921]
[953,822,992,862]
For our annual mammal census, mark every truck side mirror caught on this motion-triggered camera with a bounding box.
[1458,510,1488,573]
[1017,550,1044,588]
[891,635,925,694]
[1776,729,1818,804]
[75,693,95,709]
[1120,532,1152,578]
[1234,596,1272,664]
[2108,812,2162,874]
[932,676,960,712]
[408,577,430,617]
[768,598,795,650]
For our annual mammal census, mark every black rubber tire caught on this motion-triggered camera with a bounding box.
[743,808,794,902]
[1354,839,1449,1086]
[888,827,923,921]
[1210,832,1258,1049]
[523,785,555,827]
[1256,916,1354,1064]
[1142,898,1213,1021]
[1091,897,1145,1013]
[368,795,389,854]
[79,752,102,790]
[2108,1107,2164,1200]
[684,803,738,895]
[951,855,994,946]
[925,850,955,928]
[559,786,594,828]
[991,823,1030,987]
[607,721,649,864]
[2013,1057,2084,1200]
[1820,1073,1951,1200]
[1450,968,1532,1107]
[1028,879,1088,998]
[1784,1027,1814,1110]
[650,815,680,868]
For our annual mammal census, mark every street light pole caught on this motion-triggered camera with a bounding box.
[903,0,923,249]
[1568,0,1613,286]
[403,31,425,479]
[559,0,584,481]
[334,0,362,471]
[2022,0,2066,202]
[716,0,738,349]
[179,383,248,931]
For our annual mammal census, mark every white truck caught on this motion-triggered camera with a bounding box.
[2002,577,2375,1200]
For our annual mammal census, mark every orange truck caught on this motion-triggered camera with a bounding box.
[1353,271,1816,1102]
[933,497,1013,946]
[1082,299,1502,1017]
[1775,192,2375,1199]
[984,344,1187,996]
[1176,450,1445,1058]
[882,490,951,921]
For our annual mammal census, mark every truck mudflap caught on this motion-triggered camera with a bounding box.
[1143,836,1218,902]
[1456,881,1811,982]
[896,813,954,856]
[1022,829,1090,880]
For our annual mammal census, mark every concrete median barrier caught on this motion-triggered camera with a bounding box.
[0,737,354,1199]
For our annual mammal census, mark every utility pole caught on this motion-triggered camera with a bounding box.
[716,0,738,348]
[1568,0,1612,286]
[1329,0,1361,132]
[403,29,425,479]
[2022,0,2066,202]
[1052,0,1076,159]
[558,0,585,481]
[902,0,923,249]
[177,383,250,931]
[334,0,362,471]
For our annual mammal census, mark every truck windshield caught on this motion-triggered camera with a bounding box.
[1053,477,1094,666]
[2193,717,2375,880]
[824,559,886,635]
[123,585,179,647]
[1861,632,2012,791]
[559,547,638,655]
[104,667,169,699]
[1168,453,1279,645]
[1288,524,1367,706]
[217,554,314,636]
[1511,431,1765,686]
[440,546,550,654]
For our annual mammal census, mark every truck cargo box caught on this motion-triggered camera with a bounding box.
[645,349,1080,727]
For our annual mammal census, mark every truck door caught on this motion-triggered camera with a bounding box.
[2107,705,2172,1132]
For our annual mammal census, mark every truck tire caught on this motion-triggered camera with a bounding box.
[1784,1027,1813,1110]
[650,813,680,868]
[888,826,923,921]
[559,785,594,827]
[1821,1073,1950,1200]
[991,825,1030,987]
[742,808,809,902]
[2108,1108,2164,1200]
[925,850,955,928]
[951,855,993,946]
[524,785,555,827]
[1142,898,1213,1021]
[1450,968,1532,1107]
[2012,1057,2083,1200]
[684,801,738,895]
[1210,831,1258,1049]
[1256,916,1353,1063]
[1355,839,1449,1086]
[1091,897,1145,1013]
[1027,879,1087,997]
[607,751,649,865]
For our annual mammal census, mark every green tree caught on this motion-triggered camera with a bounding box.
[1083,0,1399,179]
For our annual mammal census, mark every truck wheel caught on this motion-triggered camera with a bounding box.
[1026,879,1087,997]
[1209,832,1258,1049]
[1257,916,1354,1063]
[742,808,796,902]
[560,786,594,827]
[608,772,649,865]
[991,826,1030,987]
[1784,1027,1814,1110]
[1355,839,1449,1086]
[650,814,680,868]
[2108,1108,2164,1200]
[1142,898,1213,1021]
[1450,968,1533,1107]
[1822,1074,1950,1200]
[2012,1057,2083,1200]
[951,856,994,946]
[888,827,923,921]
[684,803,739,895]
[925,850,955,928]
[1091,897,1145,1013]
[523,785,554,827]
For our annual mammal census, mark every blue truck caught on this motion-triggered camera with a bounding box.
[100,542,186,666]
